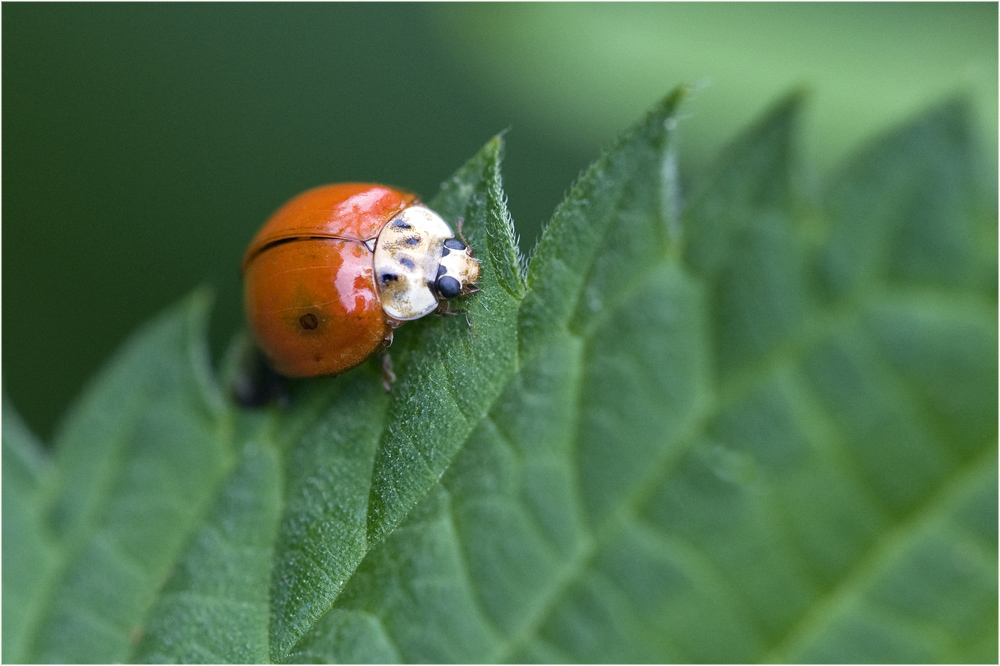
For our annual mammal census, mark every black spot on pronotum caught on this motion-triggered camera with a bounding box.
[437,275,461,299]
[405,236,420,246]
[299,313,319,330]
[399,257,415,270]
[444,238,466,251]
[392,218,411,229]
[380,272,399,283]
[436,264,447,278]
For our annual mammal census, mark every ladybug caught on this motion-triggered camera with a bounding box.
[242,183,479,379]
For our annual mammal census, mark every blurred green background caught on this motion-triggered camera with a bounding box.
[4,3,996,440]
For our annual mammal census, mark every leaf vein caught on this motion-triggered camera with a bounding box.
[761,445,996,662]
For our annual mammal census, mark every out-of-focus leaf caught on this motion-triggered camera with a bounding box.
[3,398,57,663]
[3,292,234,663]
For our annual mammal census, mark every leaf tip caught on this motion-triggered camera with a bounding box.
[641,85,690,148]
[181,284,216,329]
[484,131,506,159]
[656,83,691,115]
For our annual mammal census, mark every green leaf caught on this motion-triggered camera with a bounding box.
[3,397,57,664]
[3,88,995,663]
[3,291,234,663]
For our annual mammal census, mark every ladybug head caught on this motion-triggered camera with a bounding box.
[435,237,480,300]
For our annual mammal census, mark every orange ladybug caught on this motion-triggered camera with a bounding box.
[242,183,479,379]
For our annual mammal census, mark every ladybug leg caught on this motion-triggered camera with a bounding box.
[381,352,397,392]
[381,328,395,350]
[434,300,461,317]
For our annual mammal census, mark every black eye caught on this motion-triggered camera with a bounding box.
[436,275,461,299]
[444,238,466,251]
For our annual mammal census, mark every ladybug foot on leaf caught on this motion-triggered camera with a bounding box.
[434,300,462,317]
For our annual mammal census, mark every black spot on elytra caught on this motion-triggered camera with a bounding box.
[392,218,411,229]
[405,236,420,246]
[381,272,399,283]
[299,313,319,330]
[398,257,415,270]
